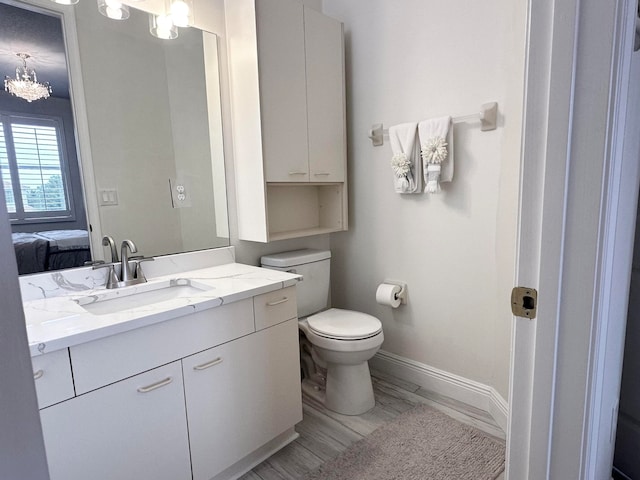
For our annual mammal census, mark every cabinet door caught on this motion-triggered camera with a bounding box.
[31,348,75,409]
[305,7,346,182]
[40,361,191,480]
[258,0,310,182]
[183,318,303,480]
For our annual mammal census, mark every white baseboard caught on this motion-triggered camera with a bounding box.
[370,350,509,432]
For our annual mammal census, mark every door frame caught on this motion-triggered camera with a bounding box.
[507,0,639,477]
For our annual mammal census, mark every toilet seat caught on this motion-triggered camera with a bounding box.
[307,308,382,340]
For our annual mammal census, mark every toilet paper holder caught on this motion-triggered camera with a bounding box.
[383,279,407,305]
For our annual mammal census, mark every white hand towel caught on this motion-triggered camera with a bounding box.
[419,116,453,193]
[388,122,422,194]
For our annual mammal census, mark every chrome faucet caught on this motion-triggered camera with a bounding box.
[120,239,137,283]
[92,238,153,288]
[102,235,119,263]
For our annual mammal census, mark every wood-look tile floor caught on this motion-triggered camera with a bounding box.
[239,369,506,480]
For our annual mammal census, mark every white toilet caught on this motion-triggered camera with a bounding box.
[261,249,384,416]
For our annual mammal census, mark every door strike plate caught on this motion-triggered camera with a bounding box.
[511,287,538,319]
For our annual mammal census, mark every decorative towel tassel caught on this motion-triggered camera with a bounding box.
[391,153,413,191]
[421,136,448,194]
[425,165,441,193]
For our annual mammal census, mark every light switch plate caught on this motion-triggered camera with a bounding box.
[99,188,118,206]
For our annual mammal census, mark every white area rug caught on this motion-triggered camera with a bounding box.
[303,404,505,480]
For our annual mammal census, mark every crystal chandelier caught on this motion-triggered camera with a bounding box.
[4,53,52,103]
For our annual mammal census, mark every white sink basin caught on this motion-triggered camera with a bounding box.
[75,279,214,315]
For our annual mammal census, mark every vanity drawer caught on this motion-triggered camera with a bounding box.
[31,349,75,409]
[71,299,255,395]
[253,286,297,331]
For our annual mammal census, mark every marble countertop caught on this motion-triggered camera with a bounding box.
[24,262,301,357]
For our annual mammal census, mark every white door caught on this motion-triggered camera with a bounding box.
[507,0,640,478]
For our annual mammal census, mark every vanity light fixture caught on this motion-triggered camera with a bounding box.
[149,13,178,39]
[4,53,52,103]
[168,0,193,27]
[50,0,79,5]
[97,0,130,20]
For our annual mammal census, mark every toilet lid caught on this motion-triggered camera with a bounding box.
[307,308,382,340]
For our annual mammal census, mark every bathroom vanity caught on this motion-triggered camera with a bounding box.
[23,247,302,480]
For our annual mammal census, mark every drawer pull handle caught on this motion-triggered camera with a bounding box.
[193,357,223,371]
[137,377,172,393]
[33,370,44,380]
[288,171,307,175]
[313,172,331,176]
[266,297,289,307]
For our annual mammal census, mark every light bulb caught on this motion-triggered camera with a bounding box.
[98,0,129,20]
[169,0,191,27]
[156,14,173,30]
[106,6,123,19]
[170,1,189,17]
[150,13,178,40]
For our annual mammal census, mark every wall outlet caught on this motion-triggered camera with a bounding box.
[169,178,192,208]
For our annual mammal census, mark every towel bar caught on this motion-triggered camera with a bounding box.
[368,101,498,147]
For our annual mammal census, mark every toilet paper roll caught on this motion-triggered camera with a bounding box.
[376,283,402,308]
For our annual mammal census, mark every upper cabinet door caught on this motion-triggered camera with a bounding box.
[304,8,346,183]
[258,0,310,182]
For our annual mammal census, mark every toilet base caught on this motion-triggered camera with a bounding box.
[324,361,376,416]
[301,362,376,416]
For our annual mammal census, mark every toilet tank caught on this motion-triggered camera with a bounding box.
[260,249,331,318]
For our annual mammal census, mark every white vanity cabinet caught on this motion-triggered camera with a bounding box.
[183,318,302,480]
[226,0,348,242]
[36,287,301,480]
[40,361,192,480]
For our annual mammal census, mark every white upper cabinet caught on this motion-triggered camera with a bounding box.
[305,7,346,183]
[226,0,348,242]
[258,0,346,183]
[258,0,309,182]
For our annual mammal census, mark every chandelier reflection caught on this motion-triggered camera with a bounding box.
[4,53,52,103]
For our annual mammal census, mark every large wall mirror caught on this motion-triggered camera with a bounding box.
[0,0,229,275]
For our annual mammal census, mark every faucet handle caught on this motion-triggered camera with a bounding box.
[91,263,120,289]
[129,256,154,262]
[84,260,105,266]
[91,261,118,270]
[133,262,147,283]
[131,256,154,282]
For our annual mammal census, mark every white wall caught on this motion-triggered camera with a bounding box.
[321,0,526,399]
